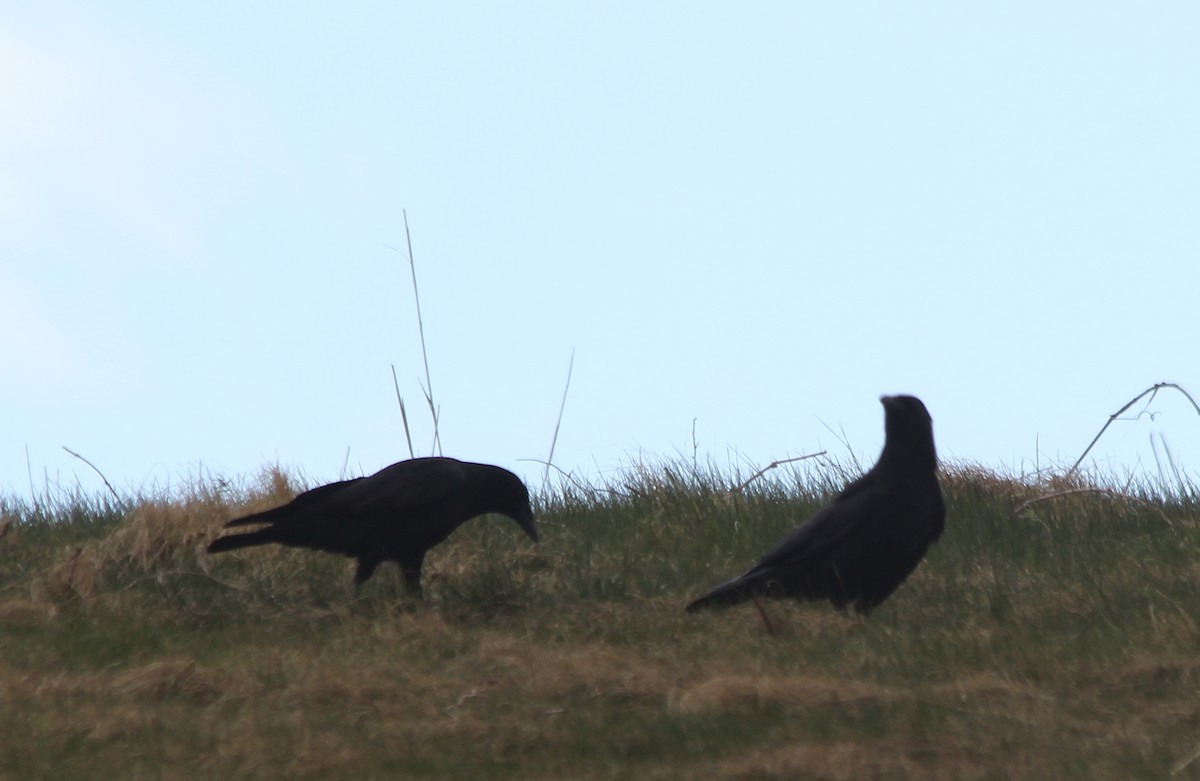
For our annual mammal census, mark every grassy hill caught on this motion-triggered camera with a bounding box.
[1,461,1197,780]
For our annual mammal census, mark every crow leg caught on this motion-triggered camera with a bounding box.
[399,553,425,597]
[751,595,778,637]
[354,557,381,597]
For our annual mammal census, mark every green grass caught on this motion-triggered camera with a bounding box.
[1,461,1198,780]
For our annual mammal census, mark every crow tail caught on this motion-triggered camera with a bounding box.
[685,574,760,612]
[207,529,274,554]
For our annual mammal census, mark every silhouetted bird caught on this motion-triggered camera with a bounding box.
[207,457,538,594]
[687,395,944,615]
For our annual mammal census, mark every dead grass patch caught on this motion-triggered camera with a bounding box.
[0,598,48,624]
[716,740,933,781]
[112,659,228,703]
[1,658,228,705]
[28,467,305,608]
[669,674,896,715]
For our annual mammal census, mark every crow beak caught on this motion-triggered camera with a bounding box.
[518,511,539,543]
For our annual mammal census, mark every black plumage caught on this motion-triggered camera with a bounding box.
[687,395,945,614]
[207,457,538,594]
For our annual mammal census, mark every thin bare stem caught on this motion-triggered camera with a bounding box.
[387,210,441,456]
[405,211,441,455]
[25,444,38,510]
[729,452,828,494]
[1011,487,1174,527]
[520,458,630,499]
[691,418,699,474]
[390,364,416,459]
[545,349,575,485]
[1068,382,1200,477]
[61,446,120,502]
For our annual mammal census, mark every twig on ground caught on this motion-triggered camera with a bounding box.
[1068,382,1200,477]
[145,571,250,592]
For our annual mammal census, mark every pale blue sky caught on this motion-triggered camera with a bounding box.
[3,2,1199,498]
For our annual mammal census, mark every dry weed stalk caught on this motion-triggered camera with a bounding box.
[387,209,442,457]
[1012,381,1200,519]
[1012,486,1175,526]
[1068,382,1200,477]
[543,349,575,487]
[61,446,122,502]
[728,451,827,494]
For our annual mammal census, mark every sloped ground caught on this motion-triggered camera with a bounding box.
[1,464,1197,780]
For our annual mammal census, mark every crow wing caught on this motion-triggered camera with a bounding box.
[223,477,365,527]
[224,458,469,529]
[735,473,882,580]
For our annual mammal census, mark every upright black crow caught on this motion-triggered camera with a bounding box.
[207,457,538,594]
[688,395,944,614]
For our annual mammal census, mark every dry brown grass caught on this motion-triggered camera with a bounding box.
[3,613,1200,779]
[28,467,303,609]
[6,626,1197,780]
[1,464,1198,779]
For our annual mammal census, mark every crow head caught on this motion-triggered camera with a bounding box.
[490,470,539,543]
[511,497,539,543]
[880,394,938,470]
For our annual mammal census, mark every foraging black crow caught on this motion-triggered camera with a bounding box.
[687,395,944,615]
[207,457,538,594]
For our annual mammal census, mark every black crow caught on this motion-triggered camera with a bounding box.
[687,395,944,615]
[207,457,538,594]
